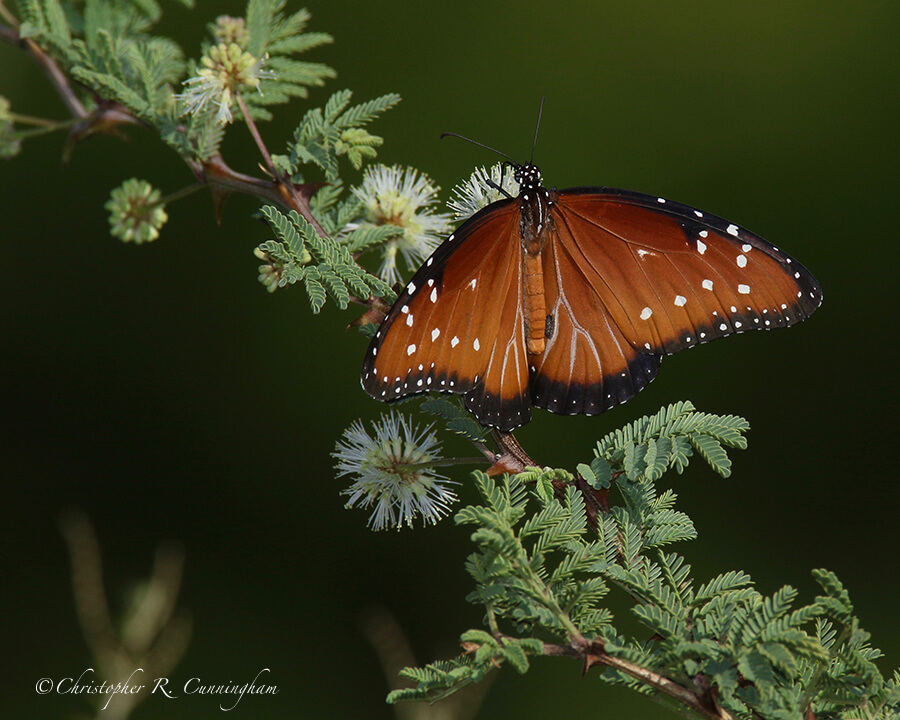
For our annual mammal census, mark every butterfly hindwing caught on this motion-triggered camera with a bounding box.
[531,226,662,419]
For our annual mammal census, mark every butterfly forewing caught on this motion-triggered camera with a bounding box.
[553,188,823,355]
[361,200,532,428]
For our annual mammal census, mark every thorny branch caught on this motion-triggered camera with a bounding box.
[539,640,734,720]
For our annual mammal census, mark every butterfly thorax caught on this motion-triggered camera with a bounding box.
[515,164,554,257]
[515,164,555,357]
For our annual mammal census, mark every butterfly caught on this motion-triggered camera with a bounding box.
[360,159,822,432]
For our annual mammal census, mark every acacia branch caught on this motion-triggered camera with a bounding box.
[0,15,88,119]
[541,640,733,720]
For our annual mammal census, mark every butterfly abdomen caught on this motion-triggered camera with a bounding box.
[523,253,547,355]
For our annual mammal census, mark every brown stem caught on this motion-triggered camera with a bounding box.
[539,640,733,720]
[235,92,329,238]
[237,92,276,175]
[0,2,17,25]
[0,22,88,119]
[492,430,537,467]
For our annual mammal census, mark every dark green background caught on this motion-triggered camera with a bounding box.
[2,1,897,718]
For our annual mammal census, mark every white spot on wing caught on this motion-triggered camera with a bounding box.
[736,254,747,268]
[406,344,416,355]
[431,327,440,341]
[674,295,687,307]
[702,279,714,291]
[451,336,459,347]
[407,282,416,293]
[468,278,477,290]
[474,338,480,351]
[727,224,739,236]
[406,314,413,327]
[640,307,653,320]
[697,240,707,255]
[430,288,437,303]
[738,284,750,294]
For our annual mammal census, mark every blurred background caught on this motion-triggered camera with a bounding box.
[2,0,897,717]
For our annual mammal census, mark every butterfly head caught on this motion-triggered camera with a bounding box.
[514,163,543,194]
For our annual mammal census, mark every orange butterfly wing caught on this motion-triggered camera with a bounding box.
[552,189,822,354]
[362,178,822,432]
[361,200,534,429]
[531,223,662,419]
[527,188,821,421]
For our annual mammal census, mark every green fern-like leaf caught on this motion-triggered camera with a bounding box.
[594,401,747,482]
[343,223,405,253]
[18,0,74,60]
[302,272,326,313]
[420,396,488,443]
[289,90,401,181]
[258,205,393,307]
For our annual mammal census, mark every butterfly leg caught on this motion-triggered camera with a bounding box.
[485,170,514,199]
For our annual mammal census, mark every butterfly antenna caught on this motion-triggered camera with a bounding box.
[530,97,544,165]
[440,132,519,166]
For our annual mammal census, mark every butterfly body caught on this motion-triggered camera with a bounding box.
[516,165,554,356]
[361,164,822,432]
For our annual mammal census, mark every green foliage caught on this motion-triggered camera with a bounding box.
[388,634,544,704]
[240,0,335,121]
[392,404,898,719]
[288,90,401,181]
[595,400,749,479]
[16,0,341,160]
[257,205,394,310]
[19,0,186,124]
[10,0,402,299]
[420,396,489,443]
[308,182,405,254]
[0,97,21,158]
[17,0,74,59]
